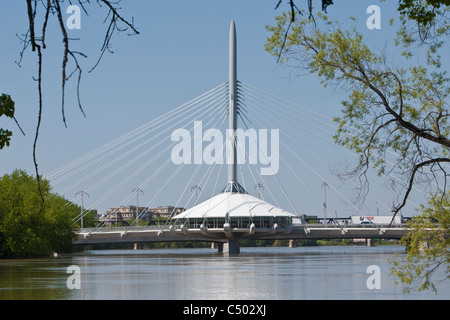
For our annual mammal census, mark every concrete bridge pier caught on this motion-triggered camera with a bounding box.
[216,240,240,254]
[211,242,220,249]
[223,240,240,254]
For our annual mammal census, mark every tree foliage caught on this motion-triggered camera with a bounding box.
[0,94,24,150]
[265,4,450,291]
[0,170,78,258]
[266,12,450,212]
[396,0,450,67]
[0,94,15,150]
[392,191,450,293]
[398,0,450,26]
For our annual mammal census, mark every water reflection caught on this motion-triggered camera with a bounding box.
[0,258,73,299]
[0,246,448,300]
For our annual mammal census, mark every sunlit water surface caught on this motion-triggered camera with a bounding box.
[0,246,448,300]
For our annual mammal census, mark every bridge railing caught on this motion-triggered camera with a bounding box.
[299,223,409,228]
[78,225,168,233]
[78,222,412,234]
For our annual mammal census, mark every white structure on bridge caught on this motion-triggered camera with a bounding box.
[172,190,297,253]
[170,20,297,253]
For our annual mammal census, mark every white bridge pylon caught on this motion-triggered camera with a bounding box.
[170,20,297,253]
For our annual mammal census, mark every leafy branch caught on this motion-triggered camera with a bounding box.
[265,12,450,222]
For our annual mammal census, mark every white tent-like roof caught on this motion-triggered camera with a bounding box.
[173,192,297,220]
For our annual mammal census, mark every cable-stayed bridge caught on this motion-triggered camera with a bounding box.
[46,21,421,253]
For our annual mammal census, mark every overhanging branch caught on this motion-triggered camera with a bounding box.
[391,157,450,226]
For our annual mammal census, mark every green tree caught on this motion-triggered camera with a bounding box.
[265,5,449,291]
[0,94,16,149]
[0,170,78,258]
[391,192,450,293]
[398,0,450,26]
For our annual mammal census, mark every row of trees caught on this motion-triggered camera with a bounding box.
[0,170,78,258]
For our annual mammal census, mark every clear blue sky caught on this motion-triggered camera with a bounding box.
[0,0,424,216]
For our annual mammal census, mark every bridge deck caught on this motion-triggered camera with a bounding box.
[74,224,411,245]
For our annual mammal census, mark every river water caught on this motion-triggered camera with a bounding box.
[0,245,448,300]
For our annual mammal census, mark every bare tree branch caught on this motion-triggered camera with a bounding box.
[21,0,139,202]
[274,1,334,61]
[391,158,450,225]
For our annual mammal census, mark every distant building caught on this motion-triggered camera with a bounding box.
[98,205,184,226]
[151,206,185,218]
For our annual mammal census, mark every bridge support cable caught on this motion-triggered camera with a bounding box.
[245,107,356,215]
[83,102,229,231]
[234,85,364,216]
[238,82,425,215]
[240,82,433,198]
[70,85,230,227]
[249,107,397,216]
[156,142,232,236]
[157,163,205,233]
[82,144,224,232]
[70,18,431,245]
[245,93,403,213]
[66,92,228,196]
[221,97,283,210]
[241,82,419,183]
[175,142,229,218]
[259,111,405,213]
[122,159,185,234]
[234,135,300,217]
[241,123,323,210]
[242,81,418,164]
[47,82,228,182]
[72,98,228,226]
[130,115,230,234]
[174,145,230,228]
[70,73,424,235]
[55,84,229,192]
[234,135,301,224]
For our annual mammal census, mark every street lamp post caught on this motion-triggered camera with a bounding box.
[191,185,202,205]
[132,188,144,226]
[321,182,329,224]
[75,191,89,229]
